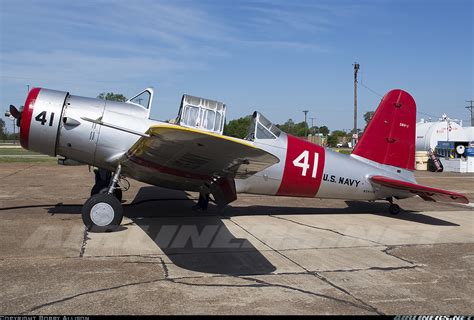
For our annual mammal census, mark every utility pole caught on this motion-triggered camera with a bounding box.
[310,117,316,135]
[466,100,474,126]
[353,62,360,146]
[303,110,309,137]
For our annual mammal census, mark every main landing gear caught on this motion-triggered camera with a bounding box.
[192,192,210,211]
[82,165,124,232]
[90,168,123,202]
[387,197,401,215]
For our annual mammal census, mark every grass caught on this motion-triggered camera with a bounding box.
[0,157,57,163]
[0,147,57,163]
[0,148,44,156]
[331,148,352,155]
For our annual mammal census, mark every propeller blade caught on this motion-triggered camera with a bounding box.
[9,105,21,119]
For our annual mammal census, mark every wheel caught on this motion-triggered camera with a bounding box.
[91,185,123,202]
[82,193,123,232]
[99,187,122,202]
[389,203,401,215]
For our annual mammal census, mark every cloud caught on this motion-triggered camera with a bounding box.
[0,0,364,125]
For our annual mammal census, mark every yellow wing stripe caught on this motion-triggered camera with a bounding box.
[147,123,256,149]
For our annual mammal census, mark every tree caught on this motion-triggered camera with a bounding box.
[363,111,375,129]
[327,134,338,147]
[326,130,350,147]
[318,125,329,136]
[277,119,295,134]
[277,119,307,137]
[331,130,347,138]
[0,118,6,140]
[223,115,252,139]
[97,92,127,102]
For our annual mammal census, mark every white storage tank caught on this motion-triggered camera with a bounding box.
[463,127,474,141]
[416,116,468,151]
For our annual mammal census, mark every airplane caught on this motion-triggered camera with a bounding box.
[9,87,469,231]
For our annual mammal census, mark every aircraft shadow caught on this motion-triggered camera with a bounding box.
[43,185,460,227]
[41,186,463,274]
[127,187,276,275]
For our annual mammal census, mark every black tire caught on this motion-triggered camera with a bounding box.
[99,187,123,202]
[82,193,123,232]
[389,203,401,215]
[90,183,106,196]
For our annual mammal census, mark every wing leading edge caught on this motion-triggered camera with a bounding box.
[370,175,469,204]
[121,124,279,206]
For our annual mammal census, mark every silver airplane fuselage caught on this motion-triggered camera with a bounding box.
[20,87,416,203]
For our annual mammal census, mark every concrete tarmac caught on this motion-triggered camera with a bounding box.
[0,163,473,315]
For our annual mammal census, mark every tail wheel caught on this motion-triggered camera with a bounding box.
[389,203,401,215]
[82,193,123,232]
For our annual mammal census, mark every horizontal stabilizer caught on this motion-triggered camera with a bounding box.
[370,175,469,204]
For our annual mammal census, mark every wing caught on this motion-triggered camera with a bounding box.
[121,124,279,201]
[370,175,469,204]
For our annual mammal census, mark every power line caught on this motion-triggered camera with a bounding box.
[358,71,383,97]
[357,73,451,121]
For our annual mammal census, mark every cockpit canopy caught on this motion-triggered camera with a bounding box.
[126,87,154,118]
[177,94,226,135]
[246,111,282,141]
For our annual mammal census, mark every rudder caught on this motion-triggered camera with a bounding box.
[352,89,416,170]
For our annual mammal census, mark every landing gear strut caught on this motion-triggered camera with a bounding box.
[82,165,124,232]
[387,197,401,215]
[193,192,210,211]
[91,168,122,202]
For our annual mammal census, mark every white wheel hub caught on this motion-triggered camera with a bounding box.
[90,202,114,226]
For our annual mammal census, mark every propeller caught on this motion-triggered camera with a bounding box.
[9,105,22,127]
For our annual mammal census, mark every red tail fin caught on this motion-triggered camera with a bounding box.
[353,89,416,170]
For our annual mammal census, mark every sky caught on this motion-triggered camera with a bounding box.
[1,0,472,133]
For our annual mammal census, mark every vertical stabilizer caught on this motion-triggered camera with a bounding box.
[352,89,416,170]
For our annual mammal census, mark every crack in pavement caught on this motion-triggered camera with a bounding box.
[172,275,377,312]
[17,245,423,315]
[311,270,382,313]
[17,272,315,314]
[21,270,377,314]
[21,277,167,314]
[229,218,383,315]
[269,215,385,246]
[0,164,35,180]
[33,213,433,314]
[317,265,420,273]
[79,226,89,258]
[159,257,169,278]
[382,246,417,265]
[267,215,422,267]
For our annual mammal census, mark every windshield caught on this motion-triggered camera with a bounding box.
[246,112,281,140]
